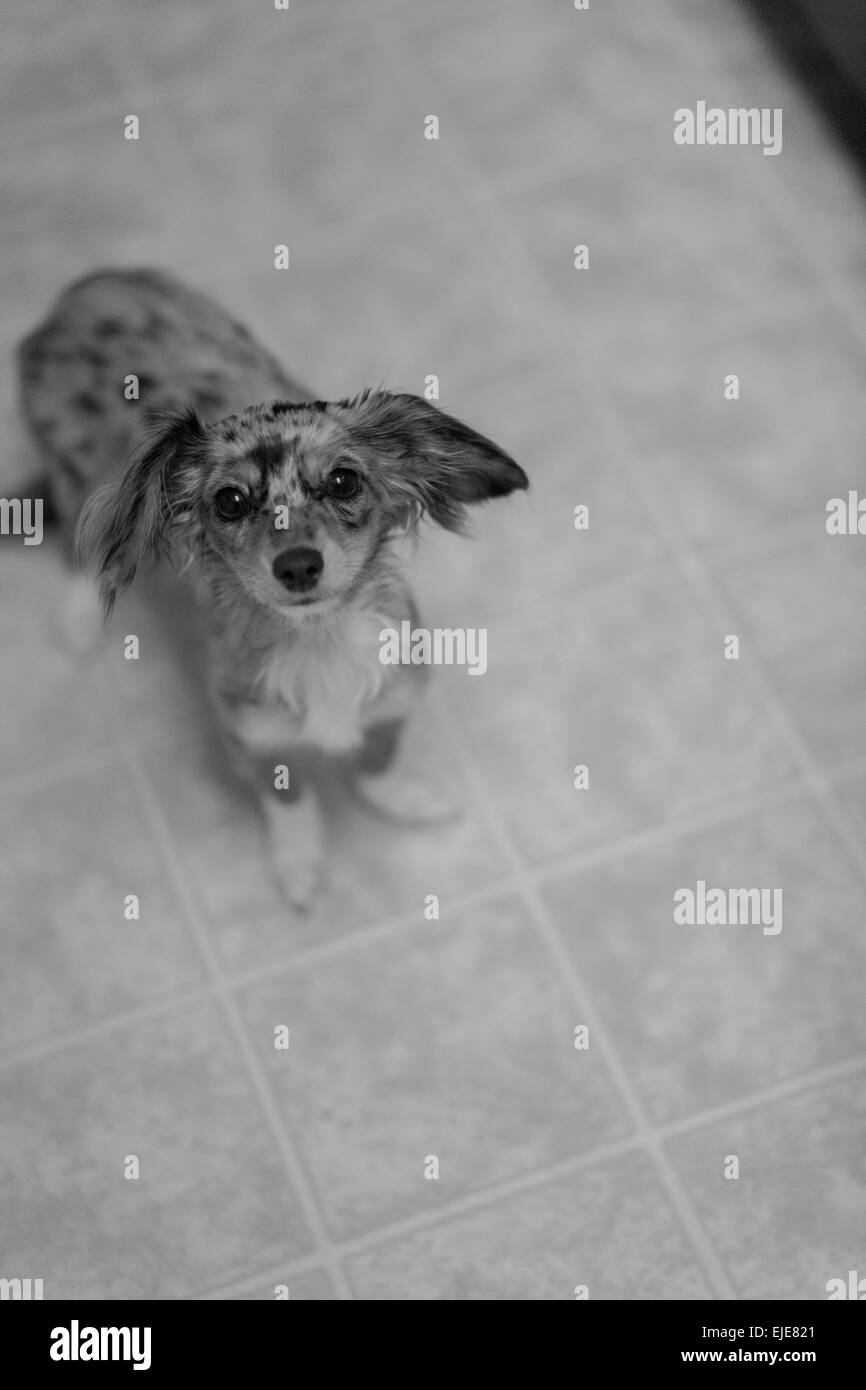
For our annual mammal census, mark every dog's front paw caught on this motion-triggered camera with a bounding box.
[265,791,324,911]
[355,769,462,827]
[271,848,323,910]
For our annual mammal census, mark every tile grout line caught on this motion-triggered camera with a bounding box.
[20,13,866,1301]
[379,10,866,1295]
[529,770,825,887]
[380,19,866,875]
[0,878,519,1075]
[93,0,823,385]
[642,3,866,881]
[3,747,859,1082]
[0,980,218,1076]
[16,1,859,1302]
[94,7,315,299]
[379,22,765,1302]
[10,601,864,825]
[383,0,866,1291]
[104,0,866,957]
[3,740,861,1083]
[530,371,866,893]
[50,13,363,1298]
[226,873,519,985]
[550,253,866,888]
[195,1045,866,1299]
[7,711,864,1079]
[97,667,355,1301]
[375,26,817,624]
[445,711,740,1300]
[425,137,866,1300]
[195,1133,647,1300]
[700,588,866,889]
[697,513,828,574]
[656,1052,866,1140]
[485,503,834,658]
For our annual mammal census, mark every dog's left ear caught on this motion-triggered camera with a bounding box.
[76,405,207,618]
[338,390,528,531]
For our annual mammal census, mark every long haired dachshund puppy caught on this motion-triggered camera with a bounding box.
[18,269,527,906]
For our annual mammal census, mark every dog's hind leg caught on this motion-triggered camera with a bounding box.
[352,718,461,826]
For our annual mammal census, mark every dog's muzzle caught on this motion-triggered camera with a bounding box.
[272,546,324,592]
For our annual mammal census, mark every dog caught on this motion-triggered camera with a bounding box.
[17,268,528,906]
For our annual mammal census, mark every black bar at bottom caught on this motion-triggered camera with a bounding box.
[1,1298,862,1375]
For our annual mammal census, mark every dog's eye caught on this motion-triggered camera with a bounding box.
[325,468,362,501]
[214,487,249,520]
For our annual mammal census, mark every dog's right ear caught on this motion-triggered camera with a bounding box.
[336,390,528,533]
[75,405,206,618]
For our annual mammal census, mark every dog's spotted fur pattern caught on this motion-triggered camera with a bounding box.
[19,268,304,491]
[18,268,528,905]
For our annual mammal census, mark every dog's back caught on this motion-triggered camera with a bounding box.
[18,268,308,530]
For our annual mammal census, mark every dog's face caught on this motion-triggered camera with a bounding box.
[77,390,528,619]
[194,403,392,619]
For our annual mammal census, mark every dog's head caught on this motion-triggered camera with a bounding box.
[76,390,528,619]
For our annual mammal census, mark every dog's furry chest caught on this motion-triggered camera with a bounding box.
[236,610,396,754]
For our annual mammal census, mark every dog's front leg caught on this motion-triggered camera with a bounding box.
[260,774,325,910]
[221,713,325,909]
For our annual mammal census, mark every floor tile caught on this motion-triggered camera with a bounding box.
[347,1151,713,1299]
[0,105,195,290]
[448,569,798,866]
[0,548,119,781]
[161,69,526,399]
[0,760,206,1052]
[543,797,866,1123]
[605,307,866,552]
[100,0,333,93]
[668,1080,866,1299]
[719,534,866,769]
[0,1003,313,1298]
[237,895,631,1240]
[504,159,809,363]
[403,0,701,193]
[0,0,120,132]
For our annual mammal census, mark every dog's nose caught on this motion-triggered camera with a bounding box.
[272,546,324,592]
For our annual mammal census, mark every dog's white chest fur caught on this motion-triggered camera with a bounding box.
[241,609,390,754]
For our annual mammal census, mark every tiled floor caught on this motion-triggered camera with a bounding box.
[1,0,865,1299]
